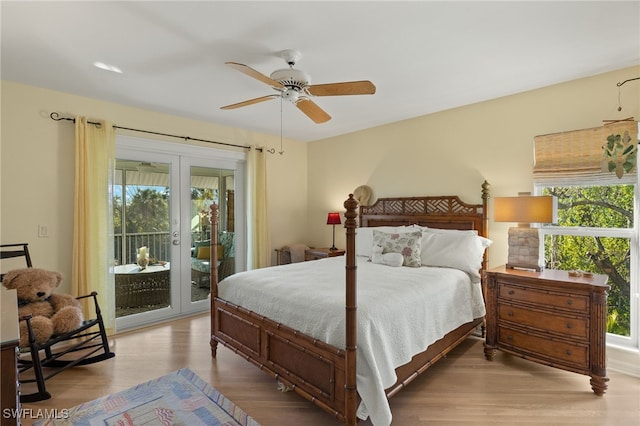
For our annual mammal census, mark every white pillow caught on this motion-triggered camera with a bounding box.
[410,224,478,235]
[372,229,423,267]
[420,231,492,282]
[355,226,411,257]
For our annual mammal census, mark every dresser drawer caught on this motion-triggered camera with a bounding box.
[498,282,589,312]
[498,325,588,369]
[498,303,589,340]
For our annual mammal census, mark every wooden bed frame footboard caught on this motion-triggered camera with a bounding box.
[209,181,490,425]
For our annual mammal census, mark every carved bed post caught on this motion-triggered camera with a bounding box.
[481,180,490,232]
[481,180,490,269]
[343,194,358,426]
[209,202,220,357]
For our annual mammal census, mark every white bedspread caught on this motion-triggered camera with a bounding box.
[218,256,485,426]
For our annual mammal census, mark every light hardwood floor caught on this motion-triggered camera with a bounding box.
[19,313,640,426]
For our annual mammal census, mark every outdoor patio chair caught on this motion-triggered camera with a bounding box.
[0,243,115,402]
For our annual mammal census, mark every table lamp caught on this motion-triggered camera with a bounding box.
[494,194,557,271]
[326,212,342,251]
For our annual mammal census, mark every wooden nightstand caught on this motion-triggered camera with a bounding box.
[305,248,345,261]
[484,265,609,395]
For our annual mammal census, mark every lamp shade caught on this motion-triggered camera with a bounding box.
[326,212,342,225]
[494,196,557,224]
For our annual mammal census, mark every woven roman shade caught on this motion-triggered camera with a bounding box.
[533,121,638,185]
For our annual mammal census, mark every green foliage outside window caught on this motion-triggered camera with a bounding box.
[542,185,634,336]
[125,188,170,233]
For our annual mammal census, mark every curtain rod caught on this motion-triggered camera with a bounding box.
[49,112,274,153]
[617,77,640,87]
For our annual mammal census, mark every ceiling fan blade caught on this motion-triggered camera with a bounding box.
[225,62,285,89]
[296,99,331,123]
[307,80,376,96]
[220,95,278,110]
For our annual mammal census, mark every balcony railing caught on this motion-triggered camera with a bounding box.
[114,231,211,265]
[114,232,171,265]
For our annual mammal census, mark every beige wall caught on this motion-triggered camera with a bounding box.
[307,66,640,269]
[0,81,308,289]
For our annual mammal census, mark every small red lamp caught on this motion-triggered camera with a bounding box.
[326,212,342,251]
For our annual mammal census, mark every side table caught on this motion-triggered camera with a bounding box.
[484,265,609,395]
[305,247,346,261]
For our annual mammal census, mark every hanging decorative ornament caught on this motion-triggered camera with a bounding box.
[616,77,640,112]
[602,130,637,179]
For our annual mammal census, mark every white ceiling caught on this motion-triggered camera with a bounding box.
[2,1,639,143]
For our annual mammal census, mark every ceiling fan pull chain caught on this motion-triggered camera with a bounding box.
[279,97,285,155]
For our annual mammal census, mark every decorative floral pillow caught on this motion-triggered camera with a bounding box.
[355,226,411,257]
[372,230,422,267]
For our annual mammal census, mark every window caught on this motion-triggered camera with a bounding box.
[533,121,638,349]
[536,184,636,340]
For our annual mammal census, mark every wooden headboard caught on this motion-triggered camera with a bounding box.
[359,181,490,267]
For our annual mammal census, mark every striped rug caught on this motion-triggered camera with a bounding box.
[35,368,260,425]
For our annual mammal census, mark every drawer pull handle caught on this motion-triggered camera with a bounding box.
[566,350,572,356]
[507,311,514,317]
[508,290,515,295]
[567,300,573,306]
[507,335,513,341]
[566,323,573,329]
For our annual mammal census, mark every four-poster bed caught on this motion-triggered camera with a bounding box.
[209,181,490,425]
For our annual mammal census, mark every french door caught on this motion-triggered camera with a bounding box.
[113,136,245,331]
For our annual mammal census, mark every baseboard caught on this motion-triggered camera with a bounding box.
[607,344,640,378]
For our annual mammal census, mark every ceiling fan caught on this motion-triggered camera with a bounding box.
[220,49,376,124]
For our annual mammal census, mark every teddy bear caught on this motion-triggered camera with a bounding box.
[2,268,83,347]
[371,244,404,267]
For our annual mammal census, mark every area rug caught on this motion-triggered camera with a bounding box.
[35,368,260,426]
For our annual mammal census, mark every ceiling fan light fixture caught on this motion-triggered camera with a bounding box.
[281,88,301,103]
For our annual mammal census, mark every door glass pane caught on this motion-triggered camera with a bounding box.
[190,166,235,302]
[114,160,171,317]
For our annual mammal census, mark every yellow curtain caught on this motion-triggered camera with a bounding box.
[246,146,270,269]
[72,117,115,334]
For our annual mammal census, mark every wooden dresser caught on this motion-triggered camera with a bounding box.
[483,266,609,395]
[1,289,21,425]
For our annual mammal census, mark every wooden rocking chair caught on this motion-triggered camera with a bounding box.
[1,243,115,402]
[0,243,32,280]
